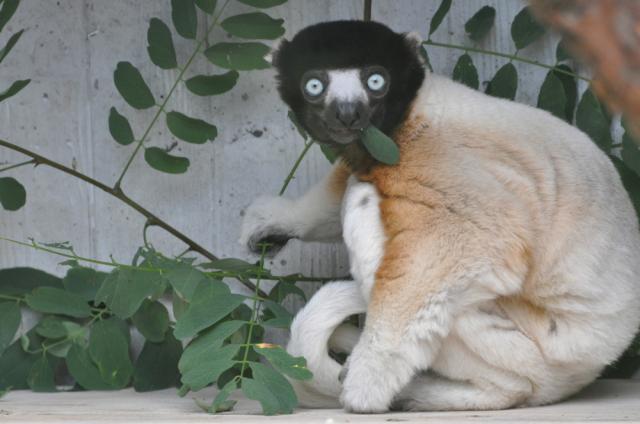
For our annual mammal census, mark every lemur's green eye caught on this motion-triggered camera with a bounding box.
[304,78,324,96]
[367,73,386,91]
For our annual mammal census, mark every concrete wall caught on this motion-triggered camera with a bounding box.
[1,0,575,306]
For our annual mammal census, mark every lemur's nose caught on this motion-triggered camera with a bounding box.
[335,102,366,129]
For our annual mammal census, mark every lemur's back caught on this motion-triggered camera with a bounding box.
[361,74,640,381]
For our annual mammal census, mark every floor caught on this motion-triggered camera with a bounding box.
[1,380,639,423]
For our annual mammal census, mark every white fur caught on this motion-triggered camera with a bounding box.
[239,170,343,250]
[240,73,640,412]
[325,70,367,104]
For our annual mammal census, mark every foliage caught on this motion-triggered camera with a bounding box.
[1,0,640,416]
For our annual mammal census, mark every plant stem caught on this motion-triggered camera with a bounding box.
[423,40,591,82]
[238,244,268,378]
[0,236,329,291]
[363,0,372,21]
[0,159,36,173]
[114,0,232,188]
[0,139,223,264]
[0,294,23,303]
[279,140,314,196]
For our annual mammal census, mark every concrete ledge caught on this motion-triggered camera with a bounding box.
[1,380,639,423]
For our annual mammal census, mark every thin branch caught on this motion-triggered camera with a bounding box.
[363,0,372,21]
[0,138,221,265]
[279,140,314,196]
[114,0,232,189]
[0,159,36,173]
[423,39,590,82]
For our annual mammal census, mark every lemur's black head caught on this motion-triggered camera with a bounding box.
[272,20,425,163]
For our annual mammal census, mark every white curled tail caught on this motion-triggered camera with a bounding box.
[287,280,366,408]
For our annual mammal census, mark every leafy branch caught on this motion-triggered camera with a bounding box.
[0,138,225,266]
[114,0,232,189]
[423,39,589,82]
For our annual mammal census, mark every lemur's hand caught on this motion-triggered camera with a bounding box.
[239,195,297,255]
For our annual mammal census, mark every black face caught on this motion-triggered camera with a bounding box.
[273,20,425,170]
[298,66,391,145]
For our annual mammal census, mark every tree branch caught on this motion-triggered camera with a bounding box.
[0,139,220,264]
[363,0,372,21]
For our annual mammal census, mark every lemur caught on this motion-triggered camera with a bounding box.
[240,21,640,413]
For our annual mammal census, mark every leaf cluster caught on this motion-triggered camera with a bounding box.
[0,243,310,414]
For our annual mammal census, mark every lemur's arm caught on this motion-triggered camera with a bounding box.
[240,161,350,253]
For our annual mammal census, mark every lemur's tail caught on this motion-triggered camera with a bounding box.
[286,280,365,408]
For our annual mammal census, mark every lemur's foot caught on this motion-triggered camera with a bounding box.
[240,195,296,255]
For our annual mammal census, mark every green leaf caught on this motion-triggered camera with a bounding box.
[428,0,452,36]
[537,71,566,120]
[165,263,209,301]
[89,318,134,389]
[268,280,306,303]
[0,177,25,211]
[0,79,29,102]
[221,12,285,40]
[108,107,135,146]
[556,39,570,62]
[0,342,37,390]
[452,53,479,89]
[171,0,197,39]
[576,89,612,152]
[144,147,190,174]
[236,0,286,8]
[464,6,495,41]
[0,0,19,34]
[0,387,9,399]
[511,7,545,50]
[185,71,239,96]
[147,18,177,70]
[113,62,155,110]
[254,343,312,380]
[204,42,270,70]
[319,144,338,164]
[194,0,216,13]
[132,300,169,342]
[209,379,238,413]
[287,110,308,140]
[133,333,182,392]
[96,268,166,319]
[622,132,640,176]
[420,45,434,72]
[0,302,20,355]
[25,287,91,318]
[243,362,297,415]
[35,316,82,340]
[173,281,246,339]
[179,343,239,391]
[63,267,106,301]
[553,65,578,122]
[0,267,62,296]
[166,111,217,144]
[0,29,23,64]
[486,63,518,100]
[27,355,56,392]
[172,295,189,321]
[361,126,400,165]
[66,344,114,390]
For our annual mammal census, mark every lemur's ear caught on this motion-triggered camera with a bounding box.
[403,31,423,53]
[265,38,289,67]
[403,31,425,65]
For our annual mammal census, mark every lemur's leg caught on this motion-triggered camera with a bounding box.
[240,161,350,253]
[339,182,529,413]
[393,309,534,411]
